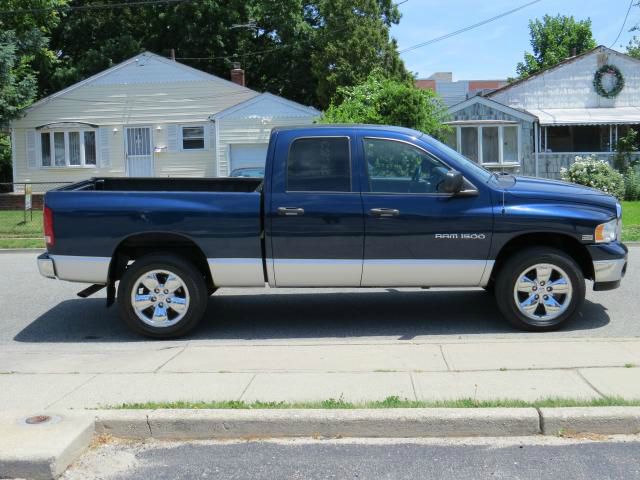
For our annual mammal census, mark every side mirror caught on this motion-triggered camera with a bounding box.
[438,170,464,194]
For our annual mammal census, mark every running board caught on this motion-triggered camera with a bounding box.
[77,284,105,298]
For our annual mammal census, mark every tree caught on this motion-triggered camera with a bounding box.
[0,1,66,181]
[309,0,410,108]
[321,70,450,139]
[627,36,640,59]
[516,14,597,78]
[44,0,409,108]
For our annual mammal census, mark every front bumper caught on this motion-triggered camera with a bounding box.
[37,253,56,279]
[587,242,628,291]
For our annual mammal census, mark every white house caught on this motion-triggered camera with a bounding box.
[445,46,640,178]
[9,52,319,188]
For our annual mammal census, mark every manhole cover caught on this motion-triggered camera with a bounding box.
[26,415,51,424]
[21,415,61,426]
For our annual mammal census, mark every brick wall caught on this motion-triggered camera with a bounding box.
[0,193,44,211]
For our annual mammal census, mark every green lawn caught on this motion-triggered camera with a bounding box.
[0,210,43,238]
[110,395,640,410]
[622,201,640,242]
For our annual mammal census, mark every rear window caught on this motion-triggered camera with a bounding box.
[286,137,351,192]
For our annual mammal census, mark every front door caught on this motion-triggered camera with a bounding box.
[267,131,364,287]
[360,136,493,287]
[125,127,154,177]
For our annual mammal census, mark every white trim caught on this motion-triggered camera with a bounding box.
[37,127,98,169]
[452,124,521,165]
[215,118,222,177]
[179,123,207,152]
[124,125,155,177]
[447,95,537,122]
[10,129,17,186]
[209,92,320,120]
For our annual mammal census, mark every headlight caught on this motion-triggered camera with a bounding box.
[595,218,619,243]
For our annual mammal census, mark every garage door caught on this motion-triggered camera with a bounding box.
[230,143,269,173]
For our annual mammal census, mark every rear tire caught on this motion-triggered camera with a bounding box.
[495,247,585,332]
[117,253,208,338]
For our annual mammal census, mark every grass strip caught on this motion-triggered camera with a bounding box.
[0,238,44,249]
[108,396,640,410]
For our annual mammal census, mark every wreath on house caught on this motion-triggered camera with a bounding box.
[593,64,624,98]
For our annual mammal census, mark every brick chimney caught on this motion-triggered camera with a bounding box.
[230,62,245,87]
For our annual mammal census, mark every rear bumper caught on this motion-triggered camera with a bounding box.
[37,253,56,279]
[587,242,628,290]
[37,253,110,284]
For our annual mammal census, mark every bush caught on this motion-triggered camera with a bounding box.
[560,156,625,199]
[624,167,640,201]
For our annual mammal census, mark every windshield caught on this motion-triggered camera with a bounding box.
[427,137,493,183]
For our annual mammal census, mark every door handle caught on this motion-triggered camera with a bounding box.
[278,207,305,216]
[370,208,400,217]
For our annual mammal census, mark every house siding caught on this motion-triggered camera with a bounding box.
[449,103,536,175]
[490,49,640,110]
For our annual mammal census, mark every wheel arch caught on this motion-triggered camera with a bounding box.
[489,232,594,285]
[108,232,213,290]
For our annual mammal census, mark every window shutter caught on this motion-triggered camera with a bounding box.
[98,127,111,168]
[26,130,37,168]
[167,124,179,152]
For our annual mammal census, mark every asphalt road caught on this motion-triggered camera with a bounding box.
[0,247,638,345]
[63,437,640,480]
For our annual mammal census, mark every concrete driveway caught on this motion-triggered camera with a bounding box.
[0,247,637,345]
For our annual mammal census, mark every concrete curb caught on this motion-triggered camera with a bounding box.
[0,412,94,480]
[540,407,640,436]
[95,408,541,439]
[6,407,640,479]
[0,248,45,254]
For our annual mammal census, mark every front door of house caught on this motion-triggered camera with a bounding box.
[125,127,154,177]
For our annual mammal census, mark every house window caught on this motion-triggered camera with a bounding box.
[450,124,520,165]
[39,129,97,168]
[542,126,610,152]
[182,126,205,150]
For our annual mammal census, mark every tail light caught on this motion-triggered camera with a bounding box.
[43,206,55,248]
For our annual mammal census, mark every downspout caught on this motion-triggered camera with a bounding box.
[534,121,540,178]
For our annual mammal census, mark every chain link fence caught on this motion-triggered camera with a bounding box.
[0,182,72,249]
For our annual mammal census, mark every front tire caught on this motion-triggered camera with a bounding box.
[117,253,208,338]
[495,247,585,332]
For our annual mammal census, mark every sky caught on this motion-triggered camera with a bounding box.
[391,0,639,80]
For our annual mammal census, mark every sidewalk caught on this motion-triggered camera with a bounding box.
[2,338,640,410]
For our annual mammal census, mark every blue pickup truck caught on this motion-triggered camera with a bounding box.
[38,125,628,338]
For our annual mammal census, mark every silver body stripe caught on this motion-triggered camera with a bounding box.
[361,259,490,287]
[40,255,496,289]
[273,259,363,287]
[208,258,265,287]
[49,255,110,284]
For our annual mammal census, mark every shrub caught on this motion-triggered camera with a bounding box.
[560,156,625,199]
[624,167,640,201]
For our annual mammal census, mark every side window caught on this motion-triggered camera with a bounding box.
[364,138,450,194]
[287,137,351,192]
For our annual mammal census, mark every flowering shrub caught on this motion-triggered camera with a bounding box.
[560,156,625,200]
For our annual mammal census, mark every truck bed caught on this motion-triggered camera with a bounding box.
[44,177,265,263]
[57,177,263,193]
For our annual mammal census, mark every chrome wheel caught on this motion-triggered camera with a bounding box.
[130,269,190,328]
[513,263,573,323]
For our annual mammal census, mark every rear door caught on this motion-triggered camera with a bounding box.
[359,135,493,287]
[267,130,364,287]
